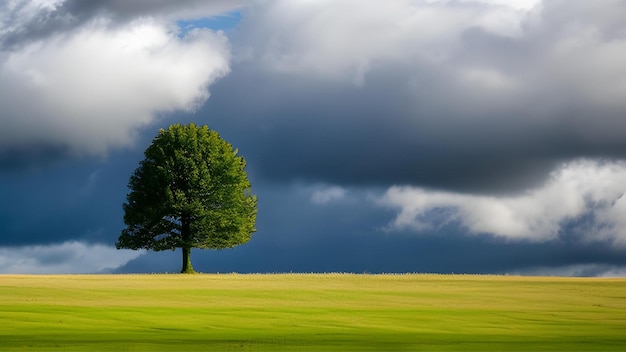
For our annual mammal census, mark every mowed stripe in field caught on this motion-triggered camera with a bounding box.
[0,274,625,351]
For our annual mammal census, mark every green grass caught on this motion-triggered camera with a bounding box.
[0,274,625,351]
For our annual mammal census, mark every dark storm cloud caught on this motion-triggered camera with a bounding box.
[60,0,244,22]
[204,65,626,194]
[197,0,626,249]
[0,145,68,171]
[0,152,136,246]
[193,1,626,195]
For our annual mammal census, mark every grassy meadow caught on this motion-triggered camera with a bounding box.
[0,274,625,351]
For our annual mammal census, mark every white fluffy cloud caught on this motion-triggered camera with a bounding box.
[0,241,144,273]
[380,160,626,246]
[0,6,230,155]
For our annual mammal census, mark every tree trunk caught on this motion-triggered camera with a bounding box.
[181,246,195,274]
[180,216,196,274]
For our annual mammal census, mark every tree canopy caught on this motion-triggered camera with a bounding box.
[116,123,257,273]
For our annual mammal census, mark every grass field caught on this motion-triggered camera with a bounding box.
[0,274,625,351]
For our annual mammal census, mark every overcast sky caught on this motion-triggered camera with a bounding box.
[2,0,626,276]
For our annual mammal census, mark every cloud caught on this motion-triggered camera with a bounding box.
[0,15,230,158]
[2,0,626,277]
[452,0,542,11]
[311,185,346,205]
[236,0,533,84]
[380,159,626,246]
[0,0,244,48]
[62,0,246,24]
[207,0,626,194]
[510,264,626,277]
[0,0,66,49]
[0,241,145,273]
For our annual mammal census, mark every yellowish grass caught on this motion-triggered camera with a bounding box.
[1,274,625,351]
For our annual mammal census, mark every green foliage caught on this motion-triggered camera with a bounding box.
[117,123,257,272]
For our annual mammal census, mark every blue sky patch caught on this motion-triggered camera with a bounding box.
[177,11,242,35]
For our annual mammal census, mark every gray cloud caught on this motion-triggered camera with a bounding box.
[61,0,244,22]
[199,0,626,195]
[191,0,626,251]
[0,0,67,50]
[1,0,244,49]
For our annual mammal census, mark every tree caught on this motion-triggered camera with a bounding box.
[116,123,257,273]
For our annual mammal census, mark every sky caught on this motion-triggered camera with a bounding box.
[2,0,626,276]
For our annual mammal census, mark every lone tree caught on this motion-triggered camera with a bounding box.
[117,123,257,273]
